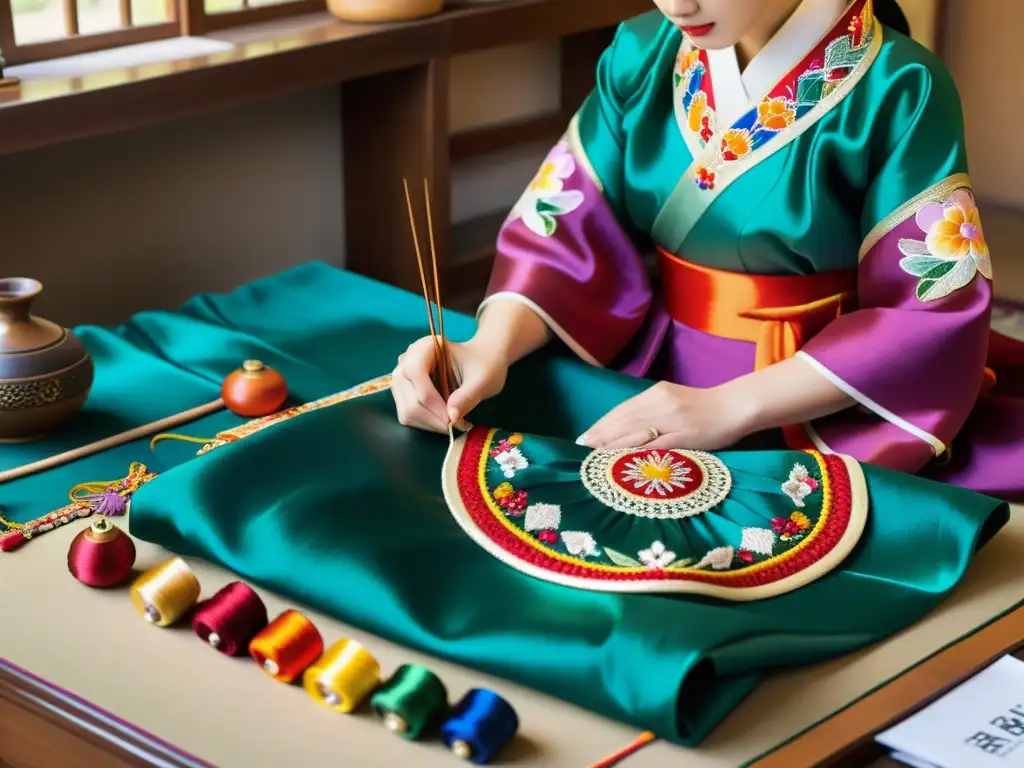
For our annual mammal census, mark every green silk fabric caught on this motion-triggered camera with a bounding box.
[127,384,1006,745]
[0,263,1007,745]
[576,11,968,274]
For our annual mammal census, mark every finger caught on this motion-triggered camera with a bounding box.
[391,371,448,433]
[576,392,657,447]
[593,430,655,454]
[446,378,487,424]
[397,343,449,426]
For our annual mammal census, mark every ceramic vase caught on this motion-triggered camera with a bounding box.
[0,277,94,442]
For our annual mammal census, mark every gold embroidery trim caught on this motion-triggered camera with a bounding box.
[858,172,973,261]
[565,112,605,194]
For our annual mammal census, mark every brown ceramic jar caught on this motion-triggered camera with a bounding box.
[0,277,94,442]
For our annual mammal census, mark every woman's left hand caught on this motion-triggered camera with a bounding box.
[575,381,756,451]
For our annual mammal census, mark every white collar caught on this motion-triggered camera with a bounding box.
[704,0,849,128]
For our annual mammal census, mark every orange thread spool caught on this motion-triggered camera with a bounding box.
[221,360,288,417]
[248,609,324,683]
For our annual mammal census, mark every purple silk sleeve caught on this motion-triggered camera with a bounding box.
[798,186,992,471]
[481,140,654,366]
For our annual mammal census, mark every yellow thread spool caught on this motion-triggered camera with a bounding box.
[130,557,201,627]
[302,638,381,713]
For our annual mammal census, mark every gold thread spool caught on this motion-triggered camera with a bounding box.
[302,638,381,713]
[130,557,201,627]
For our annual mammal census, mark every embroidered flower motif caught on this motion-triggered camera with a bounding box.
[678,48,700,75]
[736,549,754,564]
[509,143,585,237]
[498,489,528,515]
[492,482,514,500]
[897,188,993,302]
[524,503,562,533]
[781,463,818,507]
[772,511,812,542]
[694,546,734,571]
[638,540,677,570]
[757,97,796,131]
[695,166,716,190]
[740,527,776,557]
[537,530,558,544]
[720,129,753,161]
[493,447,528,479]
[507,434,523,446]
[560,531,599,558]
[489,439,512,457]
[688,91,708,133]
[619,451,693,497]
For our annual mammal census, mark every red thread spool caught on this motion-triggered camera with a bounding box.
[67,518,136,588]
[248,609,324,683]
[192,582,269,656]
[221,359,288,417]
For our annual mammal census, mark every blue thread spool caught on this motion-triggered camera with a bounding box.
[440,688,518,764]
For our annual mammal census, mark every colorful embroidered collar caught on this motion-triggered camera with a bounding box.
[674,0,877,191]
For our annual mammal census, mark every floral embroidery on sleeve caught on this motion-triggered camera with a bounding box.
[898,188,992,302]
[509,143,585,237]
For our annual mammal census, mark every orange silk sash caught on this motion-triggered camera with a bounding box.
[657,248,858,370]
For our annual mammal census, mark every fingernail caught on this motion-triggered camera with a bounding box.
[575,435,589,447]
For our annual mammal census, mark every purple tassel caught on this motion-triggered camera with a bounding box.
[83,490,127,516]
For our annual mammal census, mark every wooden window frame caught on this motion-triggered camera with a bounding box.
[0,0,323,65]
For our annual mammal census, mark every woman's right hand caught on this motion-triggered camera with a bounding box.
[391,336,510,433]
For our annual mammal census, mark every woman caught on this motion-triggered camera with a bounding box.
[392,0,1024,502]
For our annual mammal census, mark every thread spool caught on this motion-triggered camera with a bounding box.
[191,582,269,656]
[303,637,381,714]
[248,609,324,683]
[66,518,136,588]
[441,689,519,765]
[370,664,448,740]
[221,359,288,417]
[130,557,201,627]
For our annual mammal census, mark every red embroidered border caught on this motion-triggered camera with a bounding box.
[456,428,854,588]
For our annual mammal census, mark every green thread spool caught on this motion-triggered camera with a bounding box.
[370,664,449,740]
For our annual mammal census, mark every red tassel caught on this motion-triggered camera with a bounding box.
[0,531,26,552]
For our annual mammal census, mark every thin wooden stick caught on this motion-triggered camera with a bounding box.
[403,178,446,381]
[422,177,454,399]
[0,398,225,484]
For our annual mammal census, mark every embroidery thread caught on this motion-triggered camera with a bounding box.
[509,143,585,237]
[897,187,992,302]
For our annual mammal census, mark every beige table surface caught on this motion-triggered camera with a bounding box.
[1,501,1021,768]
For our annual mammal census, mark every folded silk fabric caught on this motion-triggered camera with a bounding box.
[127,375,1009,746]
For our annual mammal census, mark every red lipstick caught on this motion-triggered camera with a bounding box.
[679,23,715,37]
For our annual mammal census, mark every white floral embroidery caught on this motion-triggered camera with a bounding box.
[524,504,562,533]
[560,531,599,558]
[638,540,677,570]
[781,463,817,508]
[619,451,694,497]
[693,546,734,571]
[493,447,528,479]
[740,527,776,557]
[509,144,585,238]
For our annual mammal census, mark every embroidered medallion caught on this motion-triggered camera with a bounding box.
[580,447,731,519]
[443,427,869,601]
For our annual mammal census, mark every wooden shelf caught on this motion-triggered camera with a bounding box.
[450,110,570,162]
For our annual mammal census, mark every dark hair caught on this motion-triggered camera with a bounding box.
[874,0,911,36]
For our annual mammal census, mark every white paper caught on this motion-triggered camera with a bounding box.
[877,655,1024,768]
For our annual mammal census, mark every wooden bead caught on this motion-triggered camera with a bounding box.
[221,360,288,417]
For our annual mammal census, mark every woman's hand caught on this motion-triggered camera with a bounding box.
[575,381,757,451]
[391,336,510,433]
